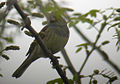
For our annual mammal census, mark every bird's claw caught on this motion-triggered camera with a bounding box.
[50,56,60,68]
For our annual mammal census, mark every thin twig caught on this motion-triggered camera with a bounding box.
[78,21,107,74]
[78,48,95,75]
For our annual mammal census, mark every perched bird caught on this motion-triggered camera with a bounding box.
[12,13,69,78]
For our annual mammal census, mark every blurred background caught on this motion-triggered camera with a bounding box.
[0,0,120,84]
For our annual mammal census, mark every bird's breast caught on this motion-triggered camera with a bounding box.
[43,29,69,54]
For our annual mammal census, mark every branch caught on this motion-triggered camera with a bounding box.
[64,14,120,75]
[12,1,69,84]
[78,48,95,75]
[61,49,81,84]
[61,49,77,75]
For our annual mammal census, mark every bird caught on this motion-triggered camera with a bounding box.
[12,13,69,78]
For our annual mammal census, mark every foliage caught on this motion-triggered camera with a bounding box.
[0,45,19,76]
[82,69,118,84]
[47,69,117,84]
[0,0,120,84]
[0,1,21,77]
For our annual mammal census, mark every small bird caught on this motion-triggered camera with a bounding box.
[12,13,69,78]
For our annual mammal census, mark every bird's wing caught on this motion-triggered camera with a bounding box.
[25,40,37,56]
[26,25,48,56]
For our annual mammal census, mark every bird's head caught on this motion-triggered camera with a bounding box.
[47,12,67,25]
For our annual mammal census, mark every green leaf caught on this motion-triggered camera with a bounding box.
[7,19,20,26]
[116,8,120,12]
[116,40,119,46]
[117,46,120,51]
[100,50,109,59]
[68,21,73,27]
[76,47,82,53]
[1,54,10,60]
[84,18,93,24]
[32,13,44,18]
[114,28,120,51]
[118,25,120,28]
[69,20,79,27]
[2,37,13,43]
[45,4,55,12]
[69,21,74,27]
[76,43,90,53]
[73,13,82,16]
[101,41,110,45]
[62,7,74,12]
[78,16,93,24]
[27,0,34,4]
[0,73,3,77]
[47,78,63,84]
[47,78,74,84]
[24,30,33,37]
[103,15,107,20]
[5,45,20,51]
[42,21,48,25]
[92,80,97,84]
[88,9,99,17]
[108,22,120,31]
[114,17,120,21]
[93,69,99,74]
[76,43,90,47]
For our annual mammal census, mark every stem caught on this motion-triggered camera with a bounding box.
[61,49,76,75]
[61,49,81,84]
[78,21,107,75]
[78,48,95,75]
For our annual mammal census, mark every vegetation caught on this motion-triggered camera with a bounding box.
[0,0,120,84]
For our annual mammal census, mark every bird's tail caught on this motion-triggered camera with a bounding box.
[12,57,36,78]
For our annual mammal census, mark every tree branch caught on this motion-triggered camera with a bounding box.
[12,1,69,84]
[61,49,77,75]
